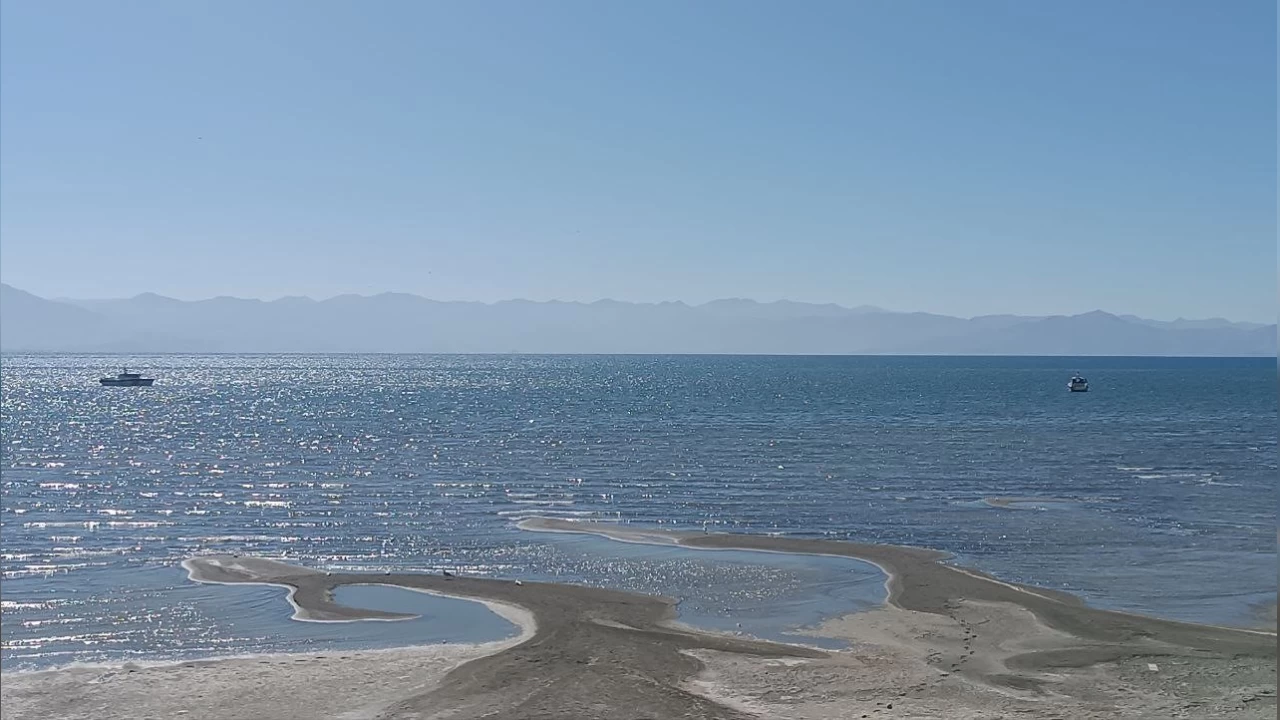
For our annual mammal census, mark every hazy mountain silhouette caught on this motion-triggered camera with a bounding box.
[1,283,1273,356]
[1,284,114,350]
[1117,314,1268,331]
[902,310,1276,356]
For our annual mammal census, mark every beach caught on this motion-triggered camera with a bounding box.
[4,520,1274,720]
[4,0,1277,710]
[3,0,1278,710]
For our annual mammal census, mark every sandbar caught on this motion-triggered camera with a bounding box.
[2,520,1274,719]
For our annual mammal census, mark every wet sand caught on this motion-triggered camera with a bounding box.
[2,520,1275,719]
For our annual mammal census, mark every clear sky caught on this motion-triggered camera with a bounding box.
[1,1,1274,321]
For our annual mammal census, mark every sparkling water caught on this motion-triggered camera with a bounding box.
[2,354,1274,670]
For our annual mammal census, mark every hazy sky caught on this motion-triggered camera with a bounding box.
[1,2,1274,321]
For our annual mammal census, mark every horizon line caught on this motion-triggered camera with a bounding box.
[1,350,1275,359]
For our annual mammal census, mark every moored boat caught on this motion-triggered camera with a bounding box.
[100,368,155,387]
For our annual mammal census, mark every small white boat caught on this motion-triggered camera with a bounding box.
[100,368,155,387]
[1067,375,1089,392]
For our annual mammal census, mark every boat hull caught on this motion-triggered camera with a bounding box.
[100,378,155,387]
[1068,384,1088,392]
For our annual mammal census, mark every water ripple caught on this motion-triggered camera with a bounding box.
[2,354,1275,669]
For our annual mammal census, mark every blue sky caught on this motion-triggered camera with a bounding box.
[1,1,1274,321]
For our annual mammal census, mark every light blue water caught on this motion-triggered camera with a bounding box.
[2,354,1275,670]
[523,532,886,650]
[328,584,519,641]
[0,566,521,669]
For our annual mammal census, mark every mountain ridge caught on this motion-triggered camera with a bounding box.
[3,283,1274,356]
[40,286,1268,326]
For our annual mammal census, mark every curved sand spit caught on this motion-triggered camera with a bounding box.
[3,519,1274,720]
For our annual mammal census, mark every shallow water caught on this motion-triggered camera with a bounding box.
[2,354,1275,670]
[329,584,519,639]
[525,532,886,650]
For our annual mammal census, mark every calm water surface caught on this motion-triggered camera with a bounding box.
[2,355,1275,670]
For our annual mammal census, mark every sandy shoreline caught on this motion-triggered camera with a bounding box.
[3,520,1275,719]
[177,556,539,635]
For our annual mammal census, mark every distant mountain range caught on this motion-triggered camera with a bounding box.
[1,283,1274,356]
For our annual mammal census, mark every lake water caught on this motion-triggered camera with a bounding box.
[2,354,1275,671]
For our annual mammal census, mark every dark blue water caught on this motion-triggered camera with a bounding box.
[2,354,1275,670]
